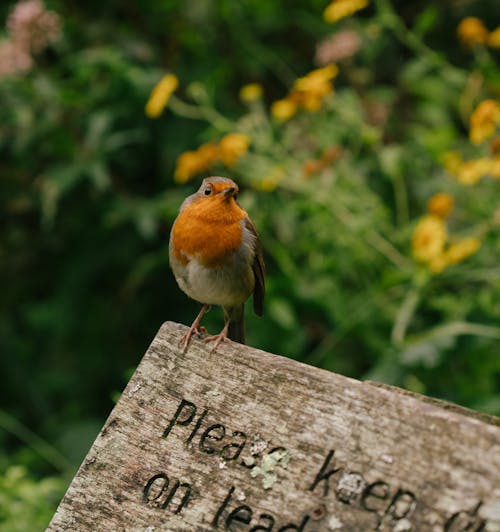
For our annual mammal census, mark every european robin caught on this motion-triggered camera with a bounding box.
[169,176,265,353]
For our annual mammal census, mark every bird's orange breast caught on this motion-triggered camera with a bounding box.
[172,197,247,268]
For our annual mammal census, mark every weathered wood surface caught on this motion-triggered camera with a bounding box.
[49,321,500,531]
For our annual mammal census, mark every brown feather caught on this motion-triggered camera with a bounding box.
[226,304,245,344]
[244,217,265,317]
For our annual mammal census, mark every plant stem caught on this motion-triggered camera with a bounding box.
[422,321,500,341]
[391,285,421,346]
[168,95,234,132]
[0,409,73,474]
[374,0,463,82]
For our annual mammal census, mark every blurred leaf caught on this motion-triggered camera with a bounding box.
[268,298,296,330]
[0,463,66,532]
[401,334,455,368]
[413,6,439,37]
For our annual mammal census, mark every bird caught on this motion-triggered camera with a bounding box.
[169,176,265,353]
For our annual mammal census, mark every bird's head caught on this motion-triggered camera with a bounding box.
[197,176,239,202]
[180,176,244,222]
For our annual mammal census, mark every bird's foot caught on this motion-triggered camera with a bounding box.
[204,326,230,354]
[179,305,210,353]
[204,333,230,353]
[179,325,208,353]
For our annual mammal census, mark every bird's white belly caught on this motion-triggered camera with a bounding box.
[174,254,254,308]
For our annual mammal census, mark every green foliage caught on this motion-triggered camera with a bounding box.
[0,0,499,527]
[0,462,65,531]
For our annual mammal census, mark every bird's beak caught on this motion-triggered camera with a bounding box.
[222,186,237,199]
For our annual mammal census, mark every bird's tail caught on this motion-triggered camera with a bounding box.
[226,305,245,344]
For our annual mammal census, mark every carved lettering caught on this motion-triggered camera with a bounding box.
[445,502,485,532]
[162,399,250,462]
[226,505,253,527]
[186,408,208,445]
[161,480,191,513]
[143,473,192,514]
[361,481,390,513]
[211,484,312,530]
[308,450,341,496]
[200,424,226,454]
[212,486,235,527]
[143,473,169,503]
[222,431,247,461]
[385,489,417,521]
[249,514,275,531]
[162,399,197,439]
[153,399,486,530]
[278,515,310,531]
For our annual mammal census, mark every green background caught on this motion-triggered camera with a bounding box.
[1,0,499,528]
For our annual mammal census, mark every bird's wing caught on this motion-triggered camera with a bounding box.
[244,216,265,317]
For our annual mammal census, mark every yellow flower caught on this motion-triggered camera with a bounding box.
[271,98,298,121]
[292,64,338,112]
[173,133,252,182]
[218,133,250,167]
[293,64,339,94]
[145,74,179,118]
[428,254,449,274]
[256,166,286,191]
[239,83,263,102]
[174,151,203,184]
[442,150,497,184]
[487,26,500,48]
[456,158,492,185]
[323,0,369,23]
[457,17,488,47]
[490,136,500,155]
[444,237,481,266]
[300,93,323,112]
[427,193,454,219]
[469,99,500,145]
[272,64,339,118]
[173,143,218,184]
[441,151,462,175]
[490,156,500,178]
[428,237,481,273]
[412,215,447,264]
[197,143,219,166]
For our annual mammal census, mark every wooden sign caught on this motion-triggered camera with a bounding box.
[49,322,500,531]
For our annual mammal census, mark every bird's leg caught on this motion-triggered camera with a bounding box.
[179,304,210,353]
[204,319,231,354]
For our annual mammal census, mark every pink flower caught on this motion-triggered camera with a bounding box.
[0,0,61,78]
[0,38,32,77]
[315,30,362,65]
[7,0,61,53]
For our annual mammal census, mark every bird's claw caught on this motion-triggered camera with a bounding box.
[204,332,230,353]
[179,325,206,353]
[179,305,210,353]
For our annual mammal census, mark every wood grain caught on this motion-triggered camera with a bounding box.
[48,321,500,531]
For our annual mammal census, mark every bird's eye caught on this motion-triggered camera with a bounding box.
[203,187,212,196]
